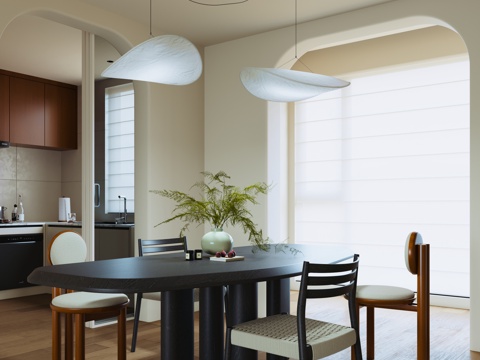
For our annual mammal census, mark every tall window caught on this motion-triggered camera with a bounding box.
[294,57,469,299]
[105,83,135,214]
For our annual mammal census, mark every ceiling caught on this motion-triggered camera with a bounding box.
[0,0,393,85]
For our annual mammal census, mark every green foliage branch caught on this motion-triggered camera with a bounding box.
[150,171,271,251]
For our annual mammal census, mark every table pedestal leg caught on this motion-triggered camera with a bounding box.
[200,286,225,360]
[227,283,258,360]
[266,278,290,360]
[161,289,194,360]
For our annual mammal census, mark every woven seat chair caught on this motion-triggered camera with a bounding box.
[225,255,362,360]
[48,230,129,360]
[130,237,200,352]
[355,232,430,360]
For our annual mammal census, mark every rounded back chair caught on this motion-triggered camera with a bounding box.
[355,232,430,360]
[48,230,129,360]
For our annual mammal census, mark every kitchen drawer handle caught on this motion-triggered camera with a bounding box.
[0,241,37,245]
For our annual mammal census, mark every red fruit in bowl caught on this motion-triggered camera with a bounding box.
[220,250,227,257]
[227,250,236,258]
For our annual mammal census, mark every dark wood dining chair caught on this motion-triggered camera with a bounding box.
[355,232,430,360]
[225,255,362,360]
[48,230,129,360]
[130,236,200,352]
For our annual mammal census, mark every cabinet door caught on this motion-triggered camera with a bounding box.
[95,228,133,260]
[45,84,77,149]
[10,77,45,147]
[0,74,8,142]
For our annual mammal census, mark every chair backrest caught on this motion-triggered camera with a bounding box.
[138,236,187,257]
[48,230,87,265]
[296,255,360,359]
[404,232,424,275]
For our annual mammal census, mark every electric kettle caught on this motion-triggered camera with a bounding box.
[0,206,7,221]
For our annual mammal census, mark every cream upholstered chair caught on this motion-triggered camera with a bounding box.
[355,232,430,360]
[225,255,362,360]
[131,236,200,352]
[48,230,130,360]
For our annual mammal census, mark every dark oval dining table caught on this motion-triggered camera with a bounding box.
[28,244,354,360]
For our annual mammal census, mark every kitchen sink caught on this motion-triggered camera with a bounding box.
[95,221,134,225]
[94,221,134,228]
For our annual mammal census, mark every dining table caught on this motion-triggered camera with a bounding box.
[28,243,354,360]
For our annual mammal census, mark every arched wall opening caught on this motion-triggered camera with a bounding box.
[266,15,476,351]
[278,24,469,299]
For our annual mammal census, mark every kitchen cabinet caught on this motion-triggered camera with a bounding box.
[0,69,78,150]
[0,74,9,142]
[45,224,134,264]
[45,84,77,150]
[95,227,134,260]
[10,76,45,147]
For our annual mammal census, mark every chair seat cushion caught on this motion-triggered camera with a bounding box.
[356,285,415,302]
[231,313,356,359]
[52,292,129,309]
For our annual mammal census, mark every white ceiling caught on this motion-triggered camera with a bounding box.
[0,0,393,85]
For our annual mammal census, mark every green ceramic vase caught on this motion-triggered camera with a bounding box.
[201,228,233,255]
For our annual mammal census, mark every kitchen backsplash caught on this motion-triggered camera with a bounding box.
[0,145,81,222]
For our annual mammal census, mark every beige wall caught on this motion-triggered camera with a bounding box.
[204,0,480,351]
[293,26,467,74]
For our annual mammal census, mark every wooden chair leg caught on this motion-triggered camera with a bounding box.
[51,310,61,360]
[65,313,74,360]
[118,308,127,360]
[366,306,375,360]
[75,314,86,360]
[417,244,430,360]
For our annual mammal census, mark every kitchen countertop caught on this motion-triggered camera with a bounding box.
[0,221,134,228]
[0,222,45,228]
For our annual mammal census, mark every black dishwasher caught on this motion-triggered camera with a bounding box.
[0,232,43,290]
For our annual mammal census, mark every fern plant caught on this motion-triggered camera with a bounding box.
[150,171,270,251]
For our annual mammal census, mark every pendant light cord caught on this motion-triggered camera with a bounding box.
[150,0,153,37]
[294,0,298,60]
[293,0,313,72]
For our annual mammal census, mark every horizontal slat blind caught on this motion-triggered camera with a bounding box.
[294,58,469,297]
[105,83,135,213]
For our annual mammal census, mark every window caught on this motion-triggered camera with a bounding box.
[105,83,134,214]
[294,57,469,299]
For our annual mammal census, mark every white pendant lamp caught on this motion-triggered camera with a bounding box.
[101,35,202,85]
[240,0,350,102]
[101,0,202,85]
[240,67,349,102]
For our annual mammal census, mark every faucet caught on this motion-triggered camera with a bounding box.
[117,195,127,224]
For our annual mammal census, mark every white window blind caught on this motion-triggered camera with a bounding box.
[294,58,469,298]
[105,83,135,214]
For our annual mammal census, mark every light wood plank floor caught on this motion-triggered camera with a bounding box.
[0,292,477,359]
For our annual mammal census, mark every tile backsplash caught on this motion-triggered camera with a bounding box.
[0,146,81,222]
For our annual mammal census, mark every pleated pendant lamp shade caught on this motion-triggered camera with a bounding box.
[101,35,202,85]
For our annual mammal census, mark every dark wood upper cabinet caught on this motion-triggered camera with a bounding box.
[0,74,8,142]
[45,84,77,150]
[9,76,45,147]
[2,69,78,150]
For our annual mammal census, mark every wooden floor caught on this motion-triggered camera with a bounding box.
[0,292,477,359]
